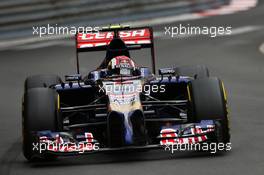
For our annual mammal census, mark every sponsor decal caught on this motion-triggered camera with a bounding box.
[77,29,151,48]
[33,132,99,154]
[159,124,214,145]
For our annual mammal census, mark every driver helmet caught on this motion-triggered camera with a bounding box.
[107,56,136,76]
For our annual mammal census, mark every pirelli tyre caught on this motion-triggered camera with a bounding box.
[22,88,62,161]
[25,74,62,91]
[175,65,210,78]
[187,77,230,144]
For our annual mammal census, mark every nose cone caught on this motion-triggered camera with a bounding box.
[124,112,133,144]
[124,110,147,145]
[107,110,146,147]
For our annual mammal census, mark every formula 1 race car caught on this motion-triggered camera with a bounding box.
[22,25,230,161]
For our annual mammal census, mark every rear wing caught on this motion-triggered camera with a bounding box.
[75,26,156,74]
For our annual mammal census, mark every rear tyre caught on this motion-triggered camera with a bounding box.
[22,88,62,161]
[25,74,62,91]
[187,77,230,145]
[175,65,209,78]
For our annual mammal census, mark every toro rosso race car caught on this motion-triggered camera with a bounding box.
[22,25,230,161]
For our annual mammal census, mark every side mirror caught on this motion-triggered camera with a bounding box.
[65,74,82,81]
[158,68,175,75]
[140,67,151,77]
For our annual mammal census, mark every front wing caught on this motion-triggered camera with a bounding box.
[32,120,215,156]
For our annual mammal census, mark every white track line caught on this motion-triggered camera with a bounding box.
[259,43,264,55]
[231,25,263,35]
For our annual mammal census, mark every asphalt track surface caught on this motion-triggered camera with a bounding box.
[0,2,264,175]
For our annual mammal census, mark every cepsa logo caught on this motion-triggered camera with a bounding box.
[78,29,149,40]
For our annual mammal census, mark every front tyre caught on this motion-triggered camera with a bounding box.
[187,77,230,144]
[22,88,62,161]
[25,74,62,91]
